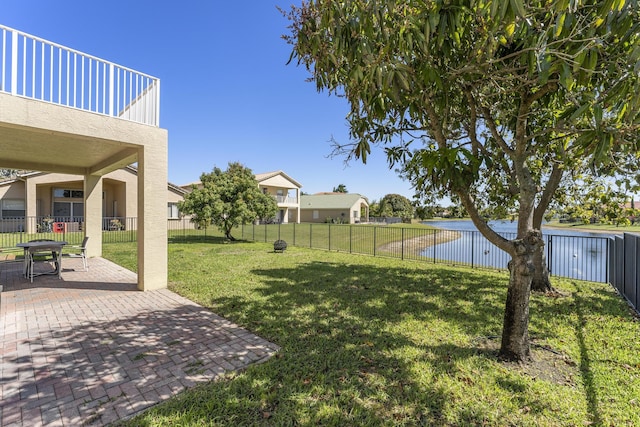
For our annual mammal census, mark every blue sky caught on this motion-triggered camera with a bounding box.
[2,0,417,203]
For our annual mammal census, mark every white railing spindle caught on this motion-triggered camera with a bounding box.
[2,29,6,91]
[0,24,159,126]
[22,36,26,96]
[40,41,44,100]
[11,30,17,95]
[31,39,35,97]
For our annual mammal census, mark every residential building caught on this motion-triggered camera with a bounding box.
[0,167,187,232]
[181,170,302,224]
[300,193,369,224]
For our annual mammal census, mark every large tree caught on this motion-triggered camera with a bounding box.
[285,0,640,362]
[179,163,278,240]
[379,193,414,220]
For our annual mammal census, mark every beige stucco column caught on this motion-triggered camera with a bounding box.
[84,175,103,257]
[296,188,301,223]
[25,178,38,233]
[136,144,168,291]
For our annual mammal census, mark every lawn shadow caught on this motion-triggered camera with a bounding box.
[3,299,277,426]
[166,260,549,425]
[168,235,245,245]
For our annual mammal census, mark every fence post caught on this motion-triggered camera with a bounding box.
[433,230,437,263]
[278,223,281,240]
[293,222,296,246]
[401,228,405,260]
[310,224,312,248]
[373,226,377,256]
[252,223,255,241]
[329,223,331,251]
[548,235,553,275]
[264,224,267,242]
[605,237,609,284]
[471,232,474,269]
[350,226,352,253]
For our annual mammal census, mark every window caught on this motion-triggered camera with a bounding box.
[53,188,84,198]
[168,203,180,219]
[0,199,25,218]
[313,210,319,219]
[53,202,84,221]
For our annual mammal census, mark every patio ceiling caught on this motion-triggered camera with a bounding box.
[0,93,144,176]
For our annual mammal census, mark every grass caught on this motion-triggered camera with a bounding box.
[543,220,640,234]
[235,222,447,258]
[104,238,640,426]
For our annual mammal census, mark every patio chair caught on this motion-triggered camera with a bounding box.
[66,236,89,271]
[26,243,61,283]
[27,239,57,265]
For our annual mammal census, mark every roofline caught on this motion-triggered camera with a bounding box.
[255,170,303,188]
[182,171,304,190]
[0,167,187,195]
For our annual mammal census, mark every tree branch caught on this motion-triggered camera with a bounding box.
[456,188,513,254]
[534,162,564,228]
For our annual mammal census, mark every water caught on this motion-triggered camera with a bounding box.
[422,220,614,282]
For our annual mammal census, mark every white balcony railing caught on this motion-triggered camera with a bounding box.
[0,24,160,126]
[275,195,298,205]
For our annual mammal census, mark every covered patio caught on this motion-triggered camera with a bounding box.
[0,24,168,291]
[0,257,279,425]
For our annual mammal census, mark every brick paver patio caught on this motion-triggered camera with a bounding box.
[0,256,280,426]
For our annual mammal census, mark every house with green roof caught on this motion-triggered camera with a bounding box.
[300,193,369,224]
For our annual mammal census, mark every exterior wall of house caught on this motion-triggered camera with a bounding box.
[257,174,301,224]
[0,180,26,232]
[0,180,24,199]
[0,169,184,234]
[301,208,352,223]
[300,199,369,224]
[104,169,137,218]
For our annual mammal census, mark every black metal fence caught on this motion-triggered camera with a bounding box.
[2,217,638,311]
[0,217,206,248]
[609,233,640,313]
[239,223,611,283]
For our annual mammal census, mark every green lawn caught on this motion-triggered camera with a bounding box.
[105,239,640,426]
[543,220,640,234]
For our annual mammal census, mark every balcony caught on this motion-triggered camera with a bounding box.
[274,195,298,205]
[0,24,159,126]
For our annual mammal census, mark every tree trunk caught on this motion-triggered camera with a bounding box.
[225,228,236,241]
[531,243,555,293]
[499,231,542,363]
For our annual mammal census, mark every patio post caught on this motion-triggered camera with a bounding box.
[84,175,103,257]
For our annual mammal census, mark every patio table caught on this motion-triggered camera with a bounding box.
[17,240,68,281]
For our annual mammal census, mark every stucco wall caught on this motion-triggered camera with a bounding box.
[300,199,370,224]
[0,180,25,199]
[0,168,183,221]
[301,208,352,223]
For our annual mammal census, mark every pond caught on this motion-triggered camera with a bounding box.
[422,220,614,282]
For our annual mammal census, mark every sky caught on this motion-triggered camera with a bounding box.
[2,0,418,203]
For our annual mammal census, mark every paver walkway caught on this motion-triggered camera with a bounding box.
[0,256,280,426]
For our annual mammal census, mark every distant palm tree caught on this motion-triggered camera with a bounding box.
[333,184,348,193]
